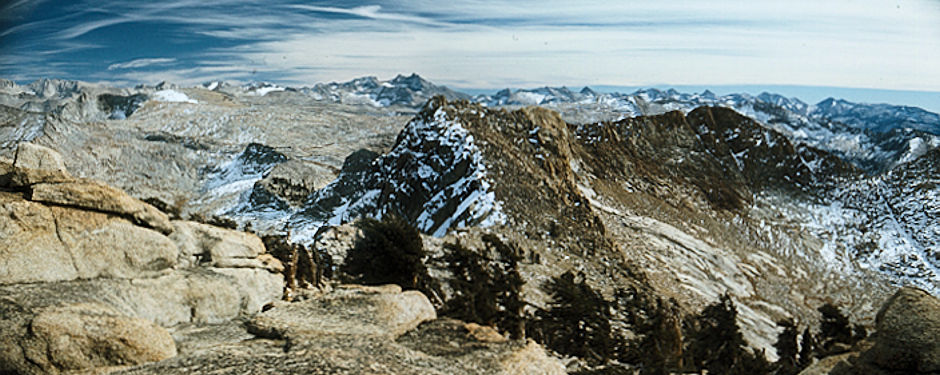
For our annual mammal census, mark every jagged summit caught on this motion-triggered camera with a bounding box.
[389,73,431,91]
[300,73,471,108]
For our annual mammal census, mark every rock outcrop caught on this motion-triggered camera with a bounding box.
[170,220,275,270]
[116,285,565,375]
[805,287,940,375]
[254,159,335,205]
[0,191,178,284]
[8,142,71,187]
[867,287,940,372]
[1,302,177,374]
[0,143,284,374]
[248,284,436,339]
[28,180,174,234]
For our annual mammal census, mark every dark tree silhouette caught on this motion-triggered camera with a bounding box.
[443,240,498,324]
[481,234,526,339]
[341,216,441,302]
[798,328,815,368]
[532,271,614,364]
[442,235,525,338]
[683,294,770,375]
[633,296,683,375]
[773,319,799,375]
[817,303,855,356]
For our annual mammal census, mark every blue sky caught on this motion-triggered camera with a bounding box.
[1,0,939,111]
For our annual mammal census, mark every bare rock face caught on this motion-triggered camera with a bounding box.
[118,287,564,375]
[3,302,176,375]
[0,191,178,284]
[29,180,174,234]
[170,220,274,270]
[867,287,940,372]
[8,142,72,187]
[255,159,335,205]
[0,268,284,373]
[396,319,566,375]
[0,157,11,187]
[248,284,436,339]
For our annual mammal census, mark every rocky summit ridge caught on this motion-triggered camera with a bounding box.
[2,75,940,374]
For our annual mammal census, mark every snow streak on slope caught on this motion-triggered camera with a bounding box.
[195,143,287,218]
[287,103,505,243]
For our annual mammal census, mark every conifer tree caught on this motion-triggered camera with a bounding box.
[683,293,770,374]
[341,216,441,302]
[773,319,799,375]
[443,241,499,325]
[629,295,683,375]
[798,328,815,368]
[442,235,526,339]
[817,303,854,355]
[483,234,526,339]
[533,271,613,364]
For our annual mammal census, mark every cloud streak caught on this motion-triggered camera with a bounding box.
[107,57,177,70]
[0,0,938,96]
[290,4,446,26]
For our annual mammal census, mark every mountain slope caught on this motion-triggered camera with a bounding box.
[265,98,897,357]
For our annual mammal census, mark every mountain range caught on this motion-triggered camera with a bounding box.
[1,74,939,373]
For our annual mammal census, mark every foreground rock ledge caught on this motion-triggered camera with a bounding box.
[116,285,566,375]
[0,143,284,374]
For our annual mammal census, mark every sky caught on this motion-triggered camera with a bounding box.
[1,0,939,111]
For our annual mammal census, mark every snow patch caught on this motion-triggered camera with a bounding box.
[152,89,197,104]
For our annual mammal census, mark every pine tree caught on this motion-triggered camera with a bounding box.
[632,296,683,375]
[773,319,799,375]
[817,303,854,355]
[533,271,613,364]
[443,241,498,325]
[798,328,815,368]
[683,293,770,375]
[341,216,441,302]
[685,294,744,373]
[483,234,526,339]
[442,235,526,339]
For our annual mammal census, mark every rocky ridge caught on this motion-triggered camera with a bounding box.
[272,98,895,358]
[0,143,564,374]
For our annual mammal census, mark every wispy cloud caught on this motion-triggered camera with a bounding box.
[1,0,938,94]
[290,4,447,26]
[107,57,177,70]
[52,14,139,40]
[0,0,45,21]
